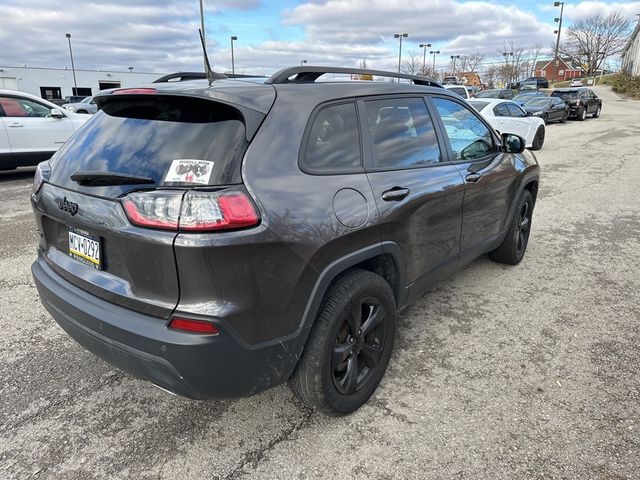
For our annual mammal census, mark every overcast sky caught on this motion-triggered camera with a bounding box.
[0,0,638,75]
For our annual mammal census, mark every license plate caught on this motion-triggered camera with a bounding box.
[68,227,101,270]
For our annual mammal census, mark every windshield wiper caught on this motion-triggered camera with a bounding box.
[70,171,155,186]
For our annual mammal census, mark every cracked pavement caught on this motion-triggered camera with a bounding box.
[1,86,638,479]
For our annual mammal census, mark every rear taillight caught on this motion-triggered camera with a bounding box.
[32,161,51,194]
[168,317,219,334]
[122,191,182,230]
[121,189,260,232]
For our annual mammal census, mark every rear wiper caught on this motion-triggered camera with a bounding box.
[70,171,155,186]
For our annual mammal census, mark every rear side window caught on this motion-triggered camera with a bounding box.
[552,90,578,101]
[432,97,494,161]
[493,103,510,117]
[49,95,248,186]
[448,87,466,98]
[506,103,526,117]
[302,102,361,173]
[364,97,441,169]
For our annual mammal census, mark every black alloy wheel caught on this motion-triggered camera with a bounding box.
[290,269,396,415]
[332,296,387,395]
[514,198,532,258]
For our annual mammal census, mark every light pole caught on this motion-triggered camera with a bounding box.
[65,33,77,94]
[199,0,207,73]
[553,1,565,83]
[394,33,408,81]
[128,66,134,72]
[230,36,238,76]
[301,60,307,66]
[430,50,440,72]
[419,43,431,74]
[450,54,460,77]
[503,51,514,85]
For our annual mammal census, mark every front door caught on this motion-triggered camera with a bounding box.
[430,96,518,257]
[360,96,465,298]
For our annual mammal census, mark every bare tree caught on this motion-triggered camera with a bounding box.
[458,52,484,74]
[401,50,422,75]
[558,12,631,75]
[498,42,531,86]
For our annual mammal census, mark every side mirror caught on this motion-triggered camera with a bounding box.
[502,133,526,154]
[50,108,65,118]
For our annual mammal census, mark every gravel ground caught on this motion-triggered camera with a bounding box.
[0,86,638,480]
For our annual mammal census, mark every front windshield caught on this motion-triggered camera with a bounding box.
[526,98,552,107]
[81,97,92,103]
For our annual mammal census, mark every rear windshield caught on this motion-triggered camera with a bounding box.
[447,87,466,97]
[468,101,489,112]
[526,98,552,107]
[551,90,578,101]
[49,95,248,187]
[475,90,500,98]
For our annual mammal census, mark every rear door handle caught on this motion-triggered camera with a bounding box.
[7,122,23,127]
[465,172,482,183]
[382,187,410,201]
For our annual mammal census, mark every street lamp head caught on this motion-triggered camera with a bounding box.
[231,36,238,41]
[394,33,408,38]
[420,43,431,48]
[65,33,71,38]
[554,30,559,34]
[553,1,562,6]
[554,17,560,22]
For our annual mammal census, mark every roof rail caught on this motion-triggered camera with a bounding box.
[265,66,442,88]
[153,71,226,83]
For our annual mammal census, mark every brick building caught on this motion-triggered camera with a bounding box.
[533,57,582,82]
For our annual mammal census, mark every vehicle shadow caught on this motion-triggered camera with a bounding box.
[0,167,35,184]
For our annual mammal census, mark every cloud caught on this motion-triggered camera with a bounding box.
[542,1,640,22]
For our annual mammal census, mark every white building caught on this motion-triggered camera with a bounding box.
[622,22,640,76]
[0,65,166,101]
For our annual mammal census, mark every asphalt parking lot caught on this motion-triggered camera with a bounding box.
[1,85,638,480]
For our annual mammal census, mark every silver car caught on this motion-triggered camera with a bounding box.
[62,96,97,114]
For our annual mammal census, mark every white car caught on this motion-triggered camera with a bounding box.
[0,89,89,170]
[467,98,546,150]
[62,96,98,114]
[444,85,473,99]
[569,78,583,87]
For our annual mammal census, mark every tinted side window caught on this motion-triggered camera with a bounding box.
[303,102,361,173]
[506,103,526,117]
[364,98,441,169]
[432,97,494,161]
[493,103,509,117]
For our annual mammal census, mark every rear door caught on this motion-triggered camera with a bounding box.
[430,95,518,257]
[0,95,75,161]
[360,96,465,297]
[33,93,263,319]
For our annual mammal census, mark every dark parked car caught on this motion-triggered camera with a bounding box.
[512,91,547,106]
[523,97,570,123]
[475,88,514,100]
[31,66,540,415]
[522,77,549,89]
[550,87,602,121]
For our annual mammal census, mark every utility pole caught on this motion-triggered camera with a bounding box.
[394,33,408,81]
[65,33,77,94]
[553,1,565,83]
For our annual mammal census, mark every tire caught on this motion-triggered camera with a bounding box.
[530,126,545,151]
[592,105,601,118]
[490,189,534,265]
[560,111,569,123]
[577,107,587,121]
[290,269,396,415]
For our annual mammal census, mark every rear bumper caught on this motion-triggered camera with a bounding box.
[32,255,305,399]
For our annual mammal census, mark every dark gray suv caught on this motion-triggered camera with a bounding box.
[31,66,540,414]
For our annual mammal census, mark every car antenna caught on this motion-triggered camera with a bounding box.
[199,28,215,85]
